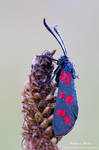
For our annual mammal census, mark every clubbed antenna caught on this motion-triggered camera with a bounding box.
[53,25,67,55]
[43,18,67,57]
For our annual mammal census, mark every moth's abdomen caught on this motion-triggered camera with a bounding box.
[53,64,79,136]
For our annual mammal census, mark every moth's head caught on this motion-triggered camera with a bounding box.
[58,55,69,66]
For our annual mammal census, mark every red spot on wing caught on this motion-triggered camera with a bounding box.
[64,115,71,125]
[65,96,73,104]
[60,70,66,83]
[60,92,65,98]
[65,72,71,84]
[57,110,65,117]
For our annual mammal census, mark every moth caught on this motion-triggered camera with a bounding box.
[43,19,79,136]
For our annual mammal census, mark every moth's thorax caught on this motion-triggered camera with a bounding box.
[57,56,77,80]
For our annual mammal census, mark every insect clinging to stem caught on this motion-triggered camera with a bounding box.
[43,18,79,136]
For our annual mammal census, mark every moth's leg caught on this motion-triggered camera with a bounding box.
[48,65,62,83]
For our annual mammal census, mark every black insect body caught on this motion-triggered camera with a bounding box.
[43,19,79,136]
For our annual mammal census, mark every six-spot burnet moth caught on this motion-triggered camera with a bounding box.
[43,19,79,136]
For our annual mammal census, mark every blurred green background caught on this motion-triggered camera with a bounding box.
[0,0,99,150]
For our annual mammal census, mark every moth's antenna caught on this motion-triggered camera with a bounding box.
[53,25,67,55]
[43,18,66,57]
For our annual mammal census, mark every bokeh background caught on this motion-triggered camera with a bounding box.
[0,0,99,150]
